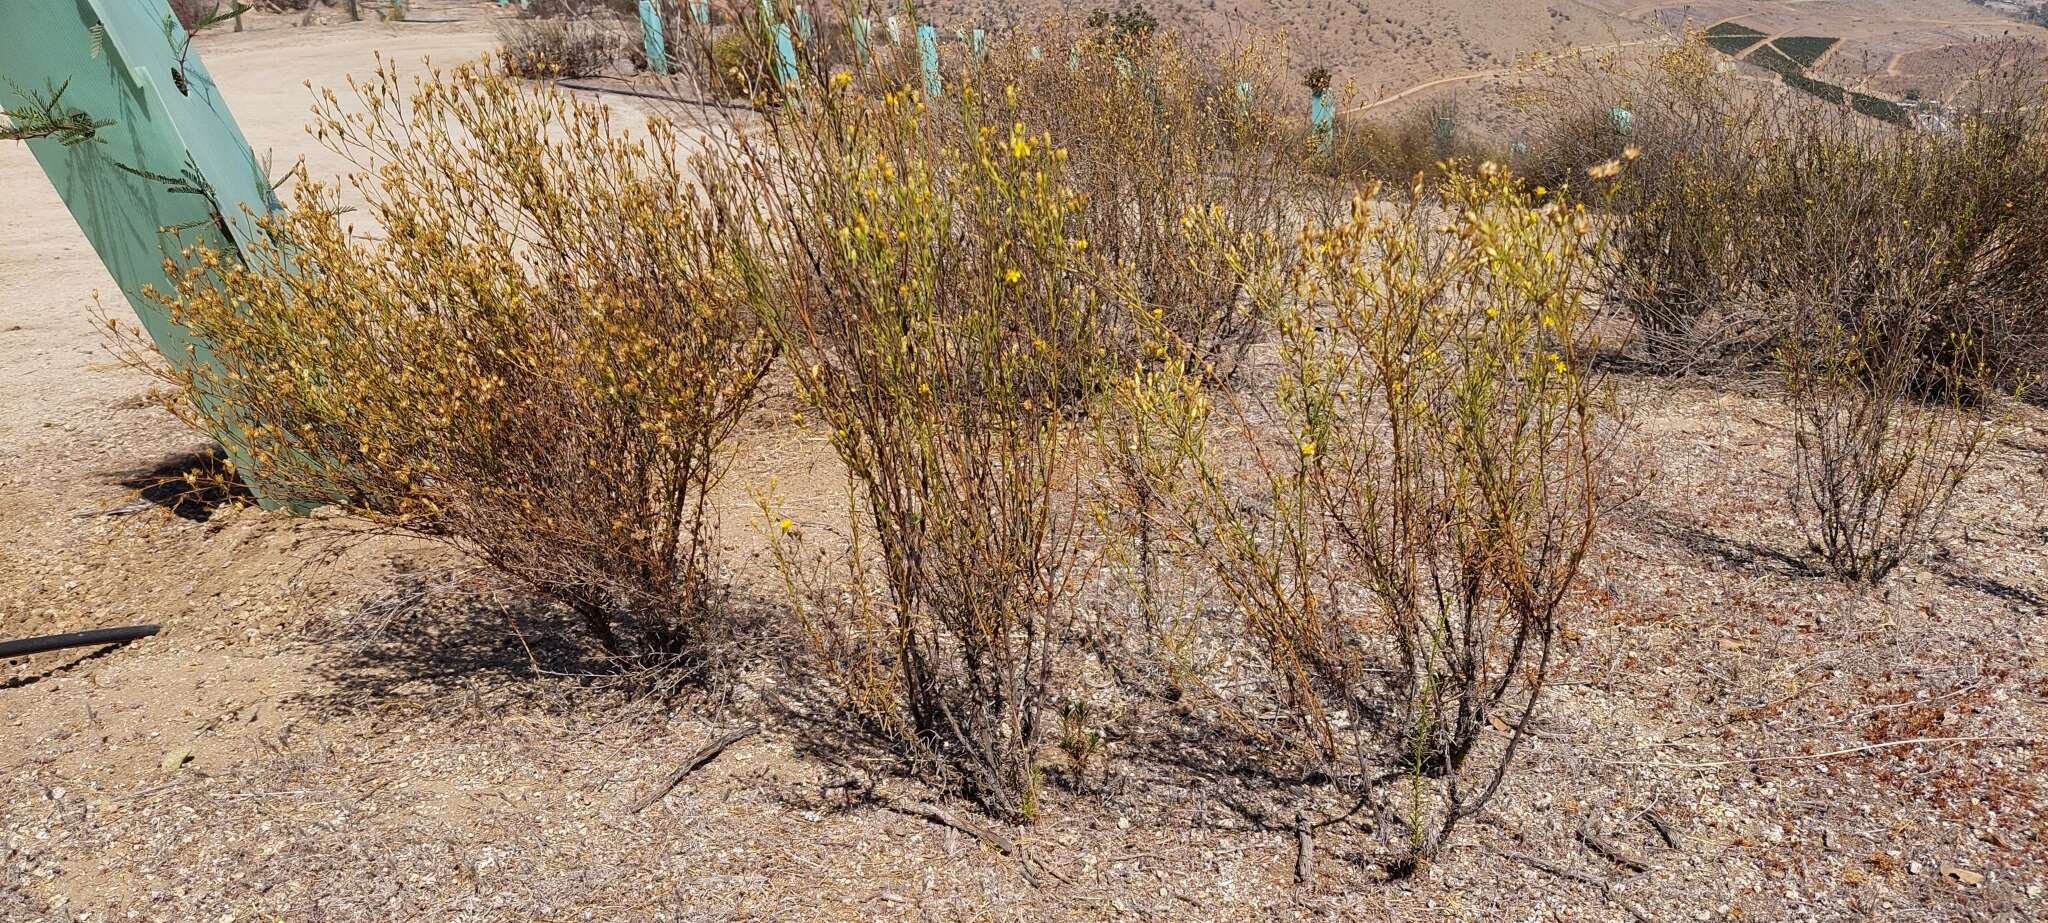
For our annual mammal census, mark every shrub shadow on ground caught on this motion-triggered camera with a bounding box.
[1940,569,2048,616]
[1070,622,1409,838]
[1635,507,1821,577]
[289,571,602,720]
[751,643,1363,847]
[290,567,786,723]
[0,638,139,691]
[115,446,255,522]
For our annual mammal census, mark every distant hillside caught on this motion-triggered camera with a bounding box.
[918,0,1655,103]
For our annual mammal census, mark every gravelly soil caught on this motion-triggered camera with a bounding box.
[4,5,2045,922]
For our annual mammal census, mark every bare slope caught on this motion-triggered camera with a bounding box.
[922,0,2045,117]
[921,0,1654,102]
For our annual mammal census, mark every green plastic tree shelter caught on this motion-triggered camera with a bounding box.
[918,24,940,97]
[1,0,284,503]
[638,0,668,75]
[774,24,800,87]
[1309,88,1334,154]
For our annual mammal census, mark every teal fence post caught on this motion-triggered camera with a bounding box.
[774,23,800,86]
[1309,88,1334,154]
[1,0,285,503]
[1608,105,1634,134]
[918,24,941,97]
[638,0,668,74]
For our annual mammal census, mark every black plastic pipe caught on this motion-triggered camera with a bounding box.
[0,625,159,660]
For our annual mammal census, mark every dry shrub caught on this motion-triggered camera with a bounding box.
[520,0,636,17]
[169,0,220,30]
[734,80,1106,821]
[170,0,256,31]
[970,20,1308,651]
[1736,75,2032,582]
[1321,100,1500,185]
[983,21,1301,383]
[1780,300,1997,585]
[657,2,811,107]
[1940,68,2048,391]
[139,62,774,669]
[1527,36,2033,579]
[1765,134,2013,583]
[1533,34,2048,381]
[1528,37,2038,580]
[1526,37,1789,367]
[705,28,779,101]
[1123,165,1611,871]
[498,18,629,78]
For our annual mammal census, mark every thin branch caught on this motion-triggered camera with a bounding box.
[1504,852,1653,923]
[624,724,759,814]
[1576,823,1651,873]
[885,799,1018,855]
[1293,808,1315,885]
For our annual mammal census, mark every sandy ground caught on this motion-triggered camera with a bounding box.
[4,3,2048,922]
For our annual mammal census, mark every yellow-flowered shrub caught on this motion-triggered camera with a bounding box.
[1122,164,1612,872]
[139,61,774,670]
[736,77,1107,822]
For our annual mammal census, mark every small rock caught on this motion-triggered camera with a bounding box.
[161,747,192,772]
[1941,865,1985,886]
